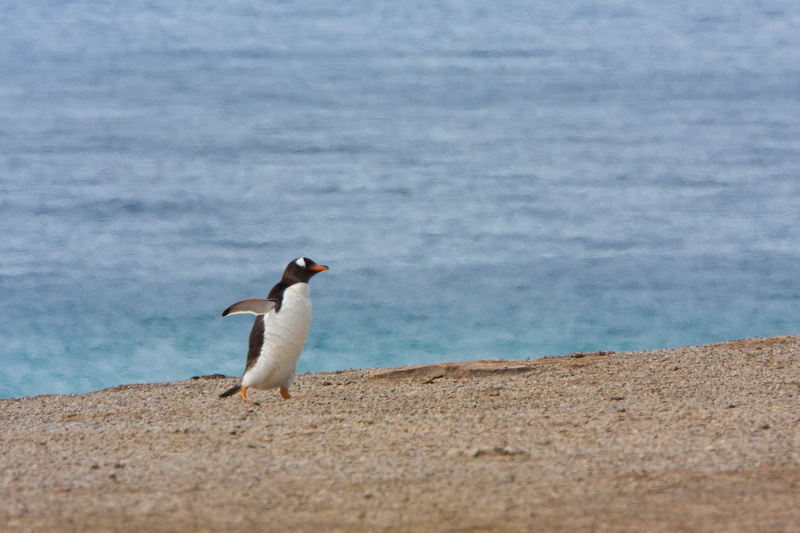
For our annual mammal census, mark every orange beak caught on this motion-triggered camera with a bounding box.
[311,264,329,272]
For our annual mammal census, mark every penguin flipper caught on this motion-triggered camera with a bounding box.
[222,299,276,317]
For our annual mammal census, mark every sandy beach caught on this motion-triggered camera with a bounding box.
[2,335,800,532]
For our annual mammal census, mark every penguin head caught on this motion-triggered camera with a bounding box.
[283,257,329,284]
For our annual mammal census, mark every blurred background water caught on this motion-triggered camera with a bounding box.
[2,0,799,398]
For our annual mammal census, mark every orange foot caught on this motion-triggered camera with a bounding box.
[280,387,292,400]
[239,385,250,402]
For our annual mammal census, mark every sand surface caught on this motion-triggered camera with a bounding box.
[2,335,800,532]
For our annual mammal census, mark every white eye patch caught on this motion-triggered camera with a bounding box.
[295,258,306,268]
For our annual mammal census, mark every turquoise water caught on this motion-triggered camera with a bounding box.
[2,0,800,398]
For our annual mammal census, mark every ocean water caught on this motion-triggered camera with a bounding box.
[2,0,799,398]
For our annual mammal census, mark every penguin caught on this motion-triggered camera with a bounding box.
[219,257,328,402]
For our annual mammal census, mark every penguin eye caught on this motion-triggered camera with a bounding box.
[295,258,307,268]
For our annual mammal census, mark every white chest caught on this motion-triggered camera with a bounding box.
[242,283,313,390]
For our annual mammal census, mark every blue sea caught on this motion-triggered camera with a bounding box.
[2,1,799,398]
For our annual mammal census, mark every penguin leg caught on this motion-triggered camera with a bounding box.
[239,385,250,402]
[280,368,296,400]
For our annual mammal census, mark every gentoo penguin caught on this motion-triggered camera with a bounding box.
[219,257,328,402]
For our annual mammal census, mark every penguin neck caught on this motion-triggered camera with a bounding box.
[269,281,310,312]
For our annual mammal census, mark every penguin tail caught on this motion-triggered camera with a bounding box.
[219,384,241,399]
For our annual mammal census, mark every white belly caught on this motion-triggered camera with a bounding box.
[242,283,312,391]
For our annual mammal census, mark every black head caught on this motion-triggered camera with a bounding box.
[282,257,329,284]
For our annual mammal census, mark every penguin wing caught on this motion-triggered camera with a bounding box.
[222,298,277,317]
